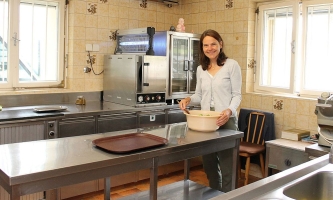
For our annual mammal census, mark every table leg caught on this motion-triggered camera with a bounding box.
[149,157,158,200]
[183,180,190,200]
[104,177,110,200]
[231,139,240,190]
[184,159,190,180]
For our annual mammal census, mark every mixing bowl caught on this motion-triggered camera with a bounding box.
[184,110,221,132]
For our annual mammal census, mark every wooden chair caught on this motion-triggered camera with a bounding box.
[238,111,266,186]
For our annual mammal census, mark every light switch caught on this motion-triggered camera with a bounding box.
[86,44,93,51]
[92,44,99,52]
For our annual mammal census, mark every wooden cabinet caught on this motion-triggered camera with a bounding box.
[265,139,312,176]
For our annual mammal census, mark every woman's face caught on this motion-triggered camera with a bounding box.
[202,36,222,60]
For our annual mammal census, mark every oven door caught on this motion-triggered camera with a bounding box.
[139,55,167,93]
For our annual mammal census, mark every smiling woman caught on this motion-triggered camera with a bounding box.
[0,0,65,89]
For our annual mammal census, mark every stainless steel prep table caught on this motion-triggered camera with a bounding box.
[0,122,243,200]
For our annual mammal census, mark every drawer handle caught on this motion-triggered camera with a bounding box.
[284,159,291,166]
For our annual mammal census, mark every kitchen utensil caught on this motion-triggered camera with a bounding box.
[176,100,190,114]
[92,133,168,153]
[183,108,190,114]
[184,110,221,132]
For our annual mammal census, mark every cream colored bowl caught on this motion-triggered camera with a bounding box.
[184,110,221,132]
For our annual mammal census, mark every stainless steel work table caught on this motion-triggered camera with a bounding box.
[0,123,243,200]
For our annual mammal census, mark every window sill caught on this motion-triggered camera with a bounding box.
[0,88,84,96]
[247,91,318,101]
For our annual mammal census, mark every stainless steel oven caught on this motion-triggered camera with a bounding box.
[103,54,168,107]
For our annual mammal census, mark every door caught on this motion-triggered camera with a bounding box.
[98,112,137,133]
[59,116,96,138]
[137,110,166,128]
[189,38,200,93]
[140,55,167,93]
[170,35,189,95]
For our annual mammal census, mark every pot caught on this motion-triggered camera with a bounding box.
[184,110,221,132]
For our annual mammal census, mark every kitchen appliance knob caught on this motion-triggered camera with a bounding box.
[138,95,143,102]
[284,159,291,166]
[156,95,161,102]
[144,95,150,102]
[49,131,55,137]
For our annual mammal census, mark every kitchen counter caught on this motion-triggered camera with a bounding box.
[0,122,243,200]
[212,154,331,200]
[0,100,190,122]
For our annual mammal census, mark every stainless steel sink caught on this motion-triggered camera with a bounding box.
[283,171,333,200]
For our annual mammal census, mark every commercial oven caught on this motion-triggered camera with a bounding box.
[103,54,168,107]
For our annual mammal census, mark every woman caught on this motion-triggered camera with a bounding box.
[179,29,242,192]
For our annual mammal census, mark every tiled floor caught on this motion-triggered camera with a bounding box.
[64,166,261,200]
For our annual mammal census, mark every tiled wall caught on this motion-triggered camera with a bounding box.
[66,0,182,91]
[2,0,318,138]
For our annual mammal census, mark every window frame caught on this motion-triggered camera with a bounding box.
[1,0,66,89]
[299,0,333,96]
[255,1,300,94]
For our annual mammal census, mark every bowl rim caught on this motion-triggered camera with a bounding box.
[183,110,221,118]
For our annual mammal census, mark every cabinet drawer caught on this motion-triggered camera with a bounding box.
[267,145,309,171]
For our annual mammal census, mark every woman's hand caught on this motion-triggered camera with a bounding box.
[217,109,232,126]
[178,97,191,110]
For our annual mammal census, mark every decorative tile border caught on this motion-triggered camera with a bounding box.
[109,30,117,41]
[248,59,255,69]
[274,99,283,110]
[140,0,147,8]
[87,53,96,65]
[225,0,234,9]
[87,3,97,14]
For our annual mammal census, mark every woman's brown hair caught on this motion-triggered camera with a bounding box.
[199,29,228,71]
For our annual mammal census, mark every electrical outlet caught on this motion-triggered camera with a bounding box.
[92,44,99,52]
[86,44,93,51]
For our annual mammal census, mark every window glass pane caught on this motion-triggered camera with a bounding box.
[0,0,8,83]
[303,4,333,91]
[19,1,58,82]
[261,7,293,88]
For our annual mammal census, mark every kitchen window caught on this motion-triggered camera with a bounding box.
[255,0,333,96]
[0,0,65,89]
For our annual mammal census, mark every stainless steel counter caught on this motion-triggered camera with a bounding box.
[0,122,243,200]
[0,100,189,122]
[212,154,331,200]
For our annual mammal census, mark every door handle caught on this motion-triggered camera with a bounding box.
[12,32,20,46]
[184,60,189,71]
[143,62,149,86]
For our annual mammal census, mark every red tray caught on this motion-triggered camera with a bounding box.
[92,133,168,153]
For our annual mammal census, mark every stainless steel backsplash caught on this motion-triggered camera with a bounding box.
[0,91,102,108]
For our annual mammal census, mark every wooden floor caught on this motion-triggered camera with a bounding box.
[64,166,261,200]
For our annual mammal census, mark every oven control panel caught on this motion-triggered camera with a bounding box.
[137,93,165,104]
